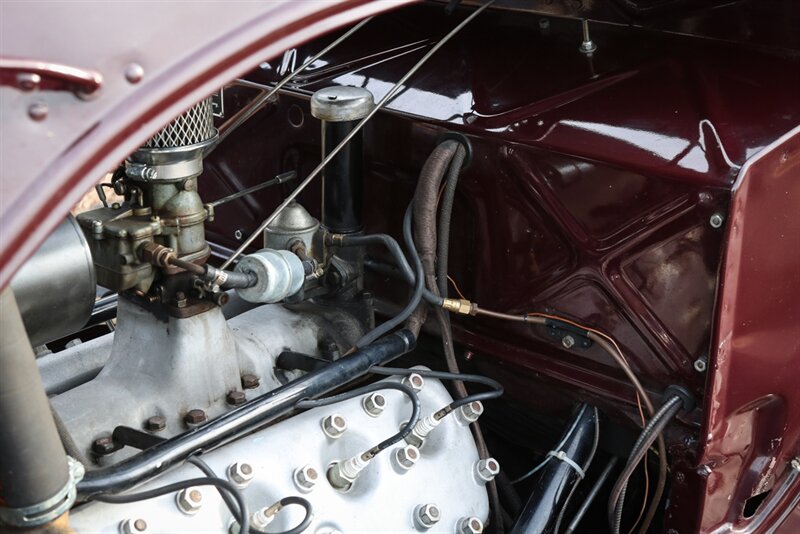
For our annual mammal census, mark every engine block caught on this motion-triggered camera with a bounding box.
[70,372,490,533]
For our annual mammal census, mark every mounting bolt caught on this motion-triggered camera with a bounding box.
[184,409,207,426]
[241,374,260,389]
[561,335,576,349]
[458,516,485,534]
[709,213,724,229]
[414,503,441,530]
[293,464,319,492]
[475,458,500,483]
[579,19,597,54]
[120,518,148,533]
[321,414,347,438]
[226,390,247,406]
[459,401,485,423]
[402,373,425,392]
[790,457,800,471]
[395,444,420,470]
[144,415,166,432]
[176,487,203,515]
[234,229,244,241]
[362,392,387,417]
[693,356,708,373]
[92,436,116,456]
[228,462,255,487]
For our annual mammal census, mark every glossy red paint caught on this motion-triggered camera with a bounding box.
[696,126,800,533]
[200,4,800,532]
[0,0,414,291]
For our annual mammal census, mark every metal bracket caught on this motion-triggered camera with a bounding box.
[0,58,103,95]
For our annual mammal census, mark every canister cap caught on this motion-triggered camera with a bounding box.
[311,86,374,122]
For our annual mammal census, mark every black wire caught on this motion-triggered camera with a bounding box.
[297,381,421,454]
[354,202,425,348]
[187,457,312,534]
[93,476,250,534]
[369,366,504,411]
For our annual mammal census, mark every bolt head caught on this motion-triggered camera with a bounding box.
[321,414,347,438]
[176,486,203,514]
[476,458,500,483]
[561,335,576,349]
[403,373,425,392]
[709,213,724,229]
[241,374,260,389]
[458,517,484,534]
[414,503,441,528]
[293,464,319,491]
[184,409,207,425]
[144,415,166,432]
[228,462,255,486]
[92,436,116,455]
[227,390,247,406]
[693,358,708,372]
[460,401,484,423]
[120,518,148,533]
[234,229,244,241]
[363,392,387,416]
[395,444,420,470]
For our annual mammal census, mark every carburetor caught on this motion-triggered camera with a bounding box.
[76,98,216,294]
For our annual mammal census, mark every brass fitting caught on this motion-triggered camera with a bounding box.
[138,242,175,268]
[442,298,476,315]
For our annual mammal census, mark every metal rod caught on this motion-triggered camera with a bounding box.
[564,456,618,534]
[77,330,415,498]
[207,171,297,208]
[210,17,374,151]
[220,1,495,270]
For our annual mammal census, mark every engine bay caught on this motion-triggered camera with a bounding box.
[2,1,800,533]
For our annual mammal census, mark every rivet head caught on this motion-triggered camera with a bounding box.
[28,101,48,121]
[321,414,347,438]
[125,63,144,84]
[17,72,41,91]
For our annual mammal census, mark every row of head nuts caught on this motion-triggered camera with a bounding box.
[413,506,485,533]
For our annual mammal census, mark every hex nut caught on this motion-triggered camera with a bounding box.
[476,458,500,483]
[693,357,708,373]
[92,436,116,455]
[402,373,425,392]
[457,517,484,534]
[709,213,724,229]
[145,415,166,432]
[176,486,203,515]
[395,444,420,470]
[414,503,441,529]
[184,409,207,426]
[561,335,576,349]
[120,518,148,533]
[321,414,347,438]
[241,374,260,389]
[293,464,319,491]
[362,392,387,417]
[228,462,255,486]
[459,401,484,423]
[227,390,247,406]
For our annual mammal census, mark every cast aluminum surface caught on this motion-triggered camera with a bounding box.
[50,298,355,462]
[69,370,489,533]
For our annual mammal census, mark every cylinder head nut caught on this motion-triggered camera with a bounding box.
[120,518,148,533]
[395,444,420,470]
[362,392,387,417]
[184,409,207,426]
[459,401,484,423]
[475,458,500,483]
[226,390,247,406]
[457,517,485,534]
[227,462,255,487]
[402,373,425,392]
[176,486,203,515]
[293,464,319,492]
[321,414,347,439]
[414,503,441,530]
[144,415,166,432]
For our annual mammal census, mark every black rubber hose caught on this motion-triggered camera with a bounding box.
[336,233,443,307]
[608,395,683,534]
[354,204,425,348]
[0,287,70,510]
[203,265,258,289]
[436,144,466,297]
[564,457,619,534]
